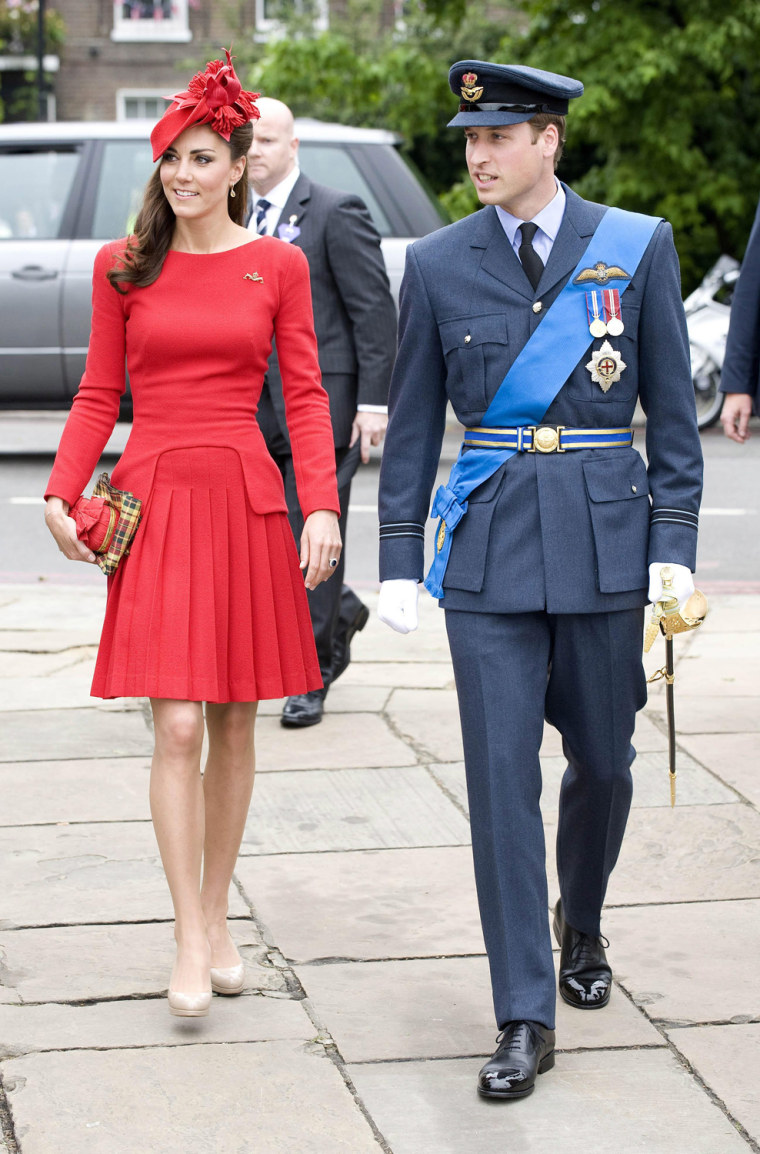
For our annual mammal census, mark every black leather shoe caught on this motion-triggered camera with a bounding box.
[477,1021,555,1099]
[330,599,370,684]
[553,898,612,1009]
[281,689,325,728]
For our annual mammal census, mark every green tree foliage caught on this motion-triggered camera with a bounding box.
[239,0,760,288]
[502,0,760,288]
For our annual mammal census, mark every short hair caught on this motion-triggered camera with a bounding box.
[528,113,566,170]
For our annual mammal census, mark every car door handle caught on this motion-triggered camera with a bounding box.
[11,265,59,281]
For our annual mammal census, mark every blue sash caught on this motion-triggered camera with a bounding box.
[424,206,660,599]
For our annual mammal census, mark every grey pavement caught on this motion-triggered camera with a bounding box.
[0,580,758,1153]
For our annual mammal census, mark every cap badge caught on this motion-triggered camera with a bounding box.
[460,72,484,103]
[586,340,626,393]
[574,262,631,285]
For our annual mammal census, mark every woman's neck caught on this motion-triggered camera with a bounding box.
[171,216,244,254]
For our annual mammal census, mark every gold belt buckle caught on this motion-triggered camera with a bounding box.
[527,425,565,453]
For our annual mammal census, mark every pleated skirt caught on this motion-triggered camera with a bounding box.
[91,446,322,702]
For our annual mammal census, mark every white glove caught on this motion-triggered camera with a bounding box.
[648,562,695,609]
[377,579,419,634]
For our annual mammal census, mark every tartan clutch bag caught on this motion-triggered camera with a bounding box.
[70,473,142,576]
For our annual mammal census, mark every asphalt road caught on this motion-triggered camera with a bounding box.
[0,417,757,592]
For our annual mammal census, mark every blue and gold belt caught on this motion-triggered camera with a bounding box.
[463,425,634,454]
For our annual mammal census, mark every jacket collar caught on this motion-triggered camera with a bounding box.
[475,185,603,301]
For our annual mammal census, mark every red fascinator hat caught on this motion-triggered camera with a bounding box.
[150,49,260,162]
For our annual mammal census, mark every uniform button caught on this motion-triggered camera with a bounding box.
[631,485,637,492]
[532,301,542,313]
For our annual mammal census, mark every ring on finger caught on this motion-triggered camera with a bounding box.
[328,558,338,569]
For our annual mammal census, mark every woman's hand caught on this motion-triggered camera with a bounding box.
[44,496,97,564]
[300,510,342,589]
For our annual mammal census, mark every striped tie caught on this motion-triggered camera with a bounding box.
[255,198,271,235]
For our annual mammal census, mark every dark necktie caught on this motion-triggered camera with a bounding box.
[518,221,544,291]
[255,198,272,235]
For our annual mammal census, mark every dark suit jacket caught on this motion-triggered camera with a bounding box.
[378,186,703,615]
[248,173,397,449]
[720,195,760,410]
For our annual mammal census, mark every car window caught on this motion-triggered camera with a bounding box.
[0,148,80,240]
[297,143,392,236]
[92,139,154,239]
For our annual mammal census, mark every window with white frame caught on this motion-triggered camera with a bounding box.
[112,0,192,42]
[116,89,169,120]
[255,0,328,41]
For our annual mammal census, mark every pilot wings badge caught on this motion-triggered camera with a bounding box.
[574,262,632,285]
[460,72,484,102]
[586,340,626,393]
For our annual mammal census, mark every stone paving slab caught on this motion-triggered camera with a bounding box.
[385,688,464,762]
[0,758,151,827]
[252,712,415,772]
[241,767,470,856]
[0,647,96,678]
[341,662,455,689]
[605,899,760,1024]
[604,803,760,906]
[0,708,153,763]
[297,954,662,1063]
[0,586,106,633]
[666,1023,760,1145]
[679,733,760,808]
[347,1049,751,1154]
[0,630,102,652]
[352,603,452,664]
[698,595,760,632]
[0,994,312,1059]
[673,635,760,696]
[236,846,484,963]
[2,1041,381,1154]
[0,674,127,713]
[0,920,278,1005]
[429,750,735,820]
[0,822,247,929]
[649,696,760,734]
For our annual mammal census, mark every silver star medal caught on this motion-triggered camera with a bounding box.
[586,339,626,394]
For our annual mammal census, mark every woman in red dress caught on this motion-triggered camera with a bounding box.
[44,53,341,1017]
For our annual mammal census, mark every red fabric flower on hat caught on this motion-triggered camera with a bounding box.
[150,49,260,161]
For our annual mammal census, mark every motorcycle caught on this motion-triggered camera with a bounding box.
[684,254,740,429]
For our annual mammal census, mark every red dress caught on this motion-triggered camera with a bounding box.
[46,238,340,702]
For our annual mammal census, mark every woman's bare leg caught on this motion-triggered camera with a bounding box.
[201,701,258,967]
[149,698,210,994]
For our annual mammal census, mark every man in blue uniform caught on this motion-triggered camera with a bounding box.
[377,61,702,1099]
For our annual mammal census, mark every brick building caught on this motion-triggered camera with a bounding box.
[53,1,259,122]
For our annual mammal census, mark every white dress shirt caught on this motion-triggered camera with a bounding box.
[248,166,301,236]
[495,179,566,266]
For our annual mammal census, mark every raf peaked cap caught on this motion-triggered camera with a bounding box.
[448,61,583,127]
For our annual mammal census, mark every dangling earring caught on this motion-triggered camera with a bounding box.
[229,185,236,198]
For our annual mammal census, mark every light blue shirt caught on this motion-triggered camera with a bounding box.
[495,179,566,266]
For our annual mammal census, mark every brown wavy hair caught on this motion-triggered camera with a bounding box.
[528,114,566,170]
[107,121,254,293]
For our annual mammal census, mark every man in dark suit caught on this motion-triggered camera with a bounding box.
[720,194,760,442]
[378,61,703,1099]
[246,97,397,727]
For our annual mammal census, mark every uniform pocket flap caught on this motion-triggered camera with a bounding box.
[583,454,649,503]
[438,313,508,355]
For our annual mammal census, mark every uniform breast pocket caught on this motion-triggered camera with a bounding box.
[438,313,509,417]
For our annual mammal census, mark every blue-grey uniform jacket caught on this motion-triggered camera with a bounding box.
[721,194,760,410]
[378,185,703,615]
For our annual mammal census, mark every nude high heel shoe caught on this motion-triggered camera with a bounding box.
[167,988,212,1017]
[210,962,245,995]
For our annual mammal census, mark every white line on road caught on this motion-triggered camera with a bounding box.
[7,497,46,505]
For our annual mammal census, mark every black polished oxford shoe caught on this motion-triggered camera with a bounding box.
[553,898,612,1009]
[477,1020,555,1099]
[281,689,326,728]
[330,599,370,684]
